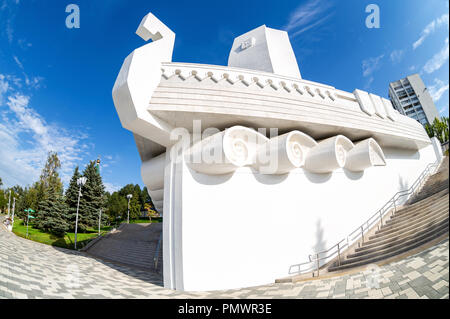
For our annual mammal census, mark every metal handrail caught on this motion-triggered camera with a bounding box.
[289,159,441,277]
[153,233,162,271]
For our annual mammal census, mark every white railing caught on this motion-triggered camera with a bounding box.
[288,159,442,277]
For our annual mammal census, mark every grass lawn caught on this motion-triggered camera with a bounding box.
[128,217,162,224]
[12,219,112,250]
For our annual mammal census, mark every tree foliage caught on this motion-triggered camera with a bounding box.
[33,152,69,236]
[77,161,106,232]
[105,184,155,222]
[5,150,157,239]
[425,117,449,144]
[34,183,69,237]
[64,166,82,231]
[39,151,63,194]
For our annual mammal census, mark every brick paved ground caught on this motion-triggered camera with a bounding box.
[0,223,448,299]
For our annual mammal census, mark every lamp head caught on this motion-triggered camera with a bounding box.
[127,194,133,199]
[77,177,87,186]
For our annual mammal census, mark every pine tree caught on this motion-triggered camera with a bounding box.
[65,166,82,231]
[33,152,68,235]
[39,151,63,194]
[34,183,69,237]
[78,161,106,231]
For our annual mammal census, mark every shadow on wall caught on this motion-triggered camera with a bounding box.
[383,148,420,160]
[398,176,409,192]
[343,168,364,181]
[252,168,289,185]
[397,175,410,205]
[304,170,332,184]
[312,219,328,267]
[188,166,234,185]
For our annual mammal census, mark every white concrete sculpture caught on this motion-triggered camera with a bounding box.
[345,138,386,172]
[304,135,354,173]
[112,12,442,292]
[228,25,302,79]
[186,126,268,175]
[112,12,175,148]
[256,131,317,174]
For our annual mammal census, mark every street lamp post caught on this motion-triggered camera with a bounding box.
[126,194,133,224]
[7,190,11,218]
[11,197,16,225]
[74,176,87,250]
[98,208,102,236]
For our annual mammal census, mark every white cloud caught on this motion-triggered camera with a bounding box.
[25,76,45,89]
[0,74,90,188]
[413,13,449,50]
[13,55,23,69]
[423,38,449,74]
[390,49,404,64]
[364,76,374,90]
[428,78,449,102]
[103,182,121,193]
[284,0,333,38]
[0,74,9,101]
[439,106,448,114]
[362,54,384,77]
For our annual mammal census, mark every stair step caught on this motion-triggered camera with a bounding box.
[350,219,448,258]
[325,157,449,273]
[329,226,448,272]
[373,205,448,238]
[384,199,448,227]
[360,213,449,250]
[394,189,448,216]
[86,222,163,272]
[386,197,448,224]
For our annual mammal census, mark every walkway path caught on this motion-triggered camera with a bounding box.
[0,226,448,299]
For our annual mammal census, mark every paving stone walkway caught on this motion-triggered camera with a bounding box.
[0,224,448,299]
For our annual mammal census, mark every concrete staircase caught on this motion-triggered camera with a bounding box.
[328,157,449,272]
[85,223,163,273]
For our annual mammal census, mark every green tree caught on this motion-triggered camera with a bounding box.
[77,161,106,231]
[39,151,63,194]
[106,191,127,223]
[32,152,68,235]
[16,186,39,219]
[118,184,142,220]
[34,183,69,236]
[425,123,434,138]
[64,166,82,231]
[425,117,449,144]
[0,189,7,214]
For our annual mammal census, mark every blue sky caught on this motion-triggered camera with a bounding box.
[0,0,448,192]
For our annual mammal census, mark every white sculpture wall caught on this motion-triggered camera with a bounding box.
[163,143,439,291]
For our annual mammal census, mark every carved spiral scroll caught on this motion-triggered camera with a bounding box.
[304,135,354,173]
[344,138,386,172]
[185,126,387,175]
[187,126,268,175]
[255,131,317,174]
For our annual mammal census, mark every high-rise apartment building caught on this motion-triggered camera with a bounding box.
[389,74,439,126]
